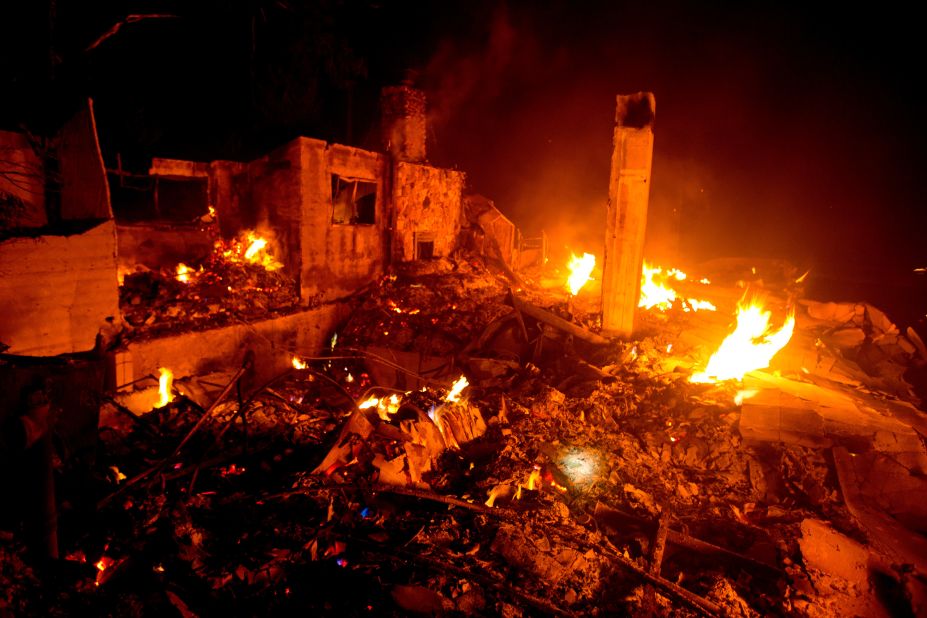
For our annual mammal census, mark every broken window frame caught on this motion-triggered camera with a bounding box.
[331,174,377,226]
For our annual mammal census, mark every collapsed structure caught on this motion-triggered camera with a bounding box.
[2,90,927,617]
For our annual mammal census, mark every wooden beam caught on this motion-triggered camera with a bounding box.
[509,294,610,345]
[601,92,655,337]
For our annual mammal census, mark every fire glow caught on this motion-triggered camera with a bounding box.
[175,263,194,283]
[217,230,283,272]
[638,261,716,312]
[359,394,402,421]
[566,253,596,295]
[444,375,469,403]
[690,298,795,383]
[154,367,174,408]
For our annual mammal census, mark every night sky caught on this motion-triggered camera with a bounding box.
[3,1,925,324]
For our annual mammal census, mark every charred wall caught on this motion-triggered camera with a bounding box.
[307,141,389,302]
[392,162,465,262]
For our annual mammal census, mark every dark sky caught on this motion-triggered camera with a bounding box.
[3,1,925,317]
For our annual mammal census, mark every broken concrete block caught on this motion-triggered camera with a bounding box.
[833,446,927,576]
[740,373,927,473]
[802,300,857,324]
[798,518,888,618]
[825,327,866,349]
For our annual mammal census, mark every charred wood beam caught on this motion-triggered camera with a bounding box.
[372,484,495,514]
[508,294,610,346]
[594,502,783,577]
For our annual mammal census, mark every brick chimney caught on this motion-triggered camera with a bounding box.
[380,84,427,163]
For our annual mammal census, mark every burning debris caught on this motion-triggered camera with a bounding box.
[691,297,795,383]
[566,252,596,296]
[7,246,925,617]
[639,261,716,313]
[3,92,925,618]
[119,228,299,338]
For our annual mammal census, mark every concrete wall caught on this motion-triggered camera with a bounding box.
[209,160,248,238]
[392,162,464,262]
[0,220,119,356]
[116,222,214,273]
[308,141,388,301]
[246,138,389,305]
[248,139,306,289]
[119,303,351,389]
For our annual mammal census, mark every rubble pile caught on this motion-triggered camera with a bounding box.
[119,251,300,340]
[4,252,927,616]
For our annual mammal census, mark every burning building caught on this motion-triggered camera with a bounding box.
[2,58,927,618]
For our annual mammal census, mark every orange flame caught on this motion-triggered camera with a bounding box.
[444,375,469,403]
[175,263,193,283]
[291,356,307,370]
[639,261,678,311]
[639,261,716,312]
[154,368,174,408]
[217,230,283,271]
[359,394,402,421]
[690,298,795,383]
[566,253,596,295]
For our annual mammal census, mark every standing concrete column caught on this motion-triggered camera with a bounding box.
[601,92,656,337]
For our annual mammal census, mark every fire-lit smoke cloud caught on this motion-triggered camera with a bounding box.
[420,6,522,129]
[414,4,926,329]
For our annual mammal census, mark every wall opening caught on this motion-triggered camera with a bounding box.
[415,231,435,260]
[331,175,377,225]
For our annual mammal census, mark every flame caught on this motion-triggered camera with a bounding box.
[291,356,307,370]
[358,396,380,410]
[445,375,469,403]
[244,236,267,260]
[690,298,795,383]
[684,298,717,312]
[639,261,715,312]
[154,368,174,408]
[525,467,541,491]
[216,230,283,271]
[734,389,758,406]
[117,266,131,286]
[359,394,403,421]
[175,263,193,283]
[639,262,678,310]
[566,252,596,295]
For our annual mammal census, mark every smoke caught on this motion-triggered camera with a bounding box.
[412,2,926,328]
[420,6,522,129]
